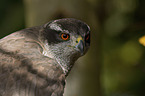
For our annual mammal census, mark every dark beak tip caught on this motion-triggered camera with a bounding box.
[76,40,84,56]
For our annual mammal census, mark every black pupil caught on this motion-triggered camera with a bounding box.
[63,34,68,38]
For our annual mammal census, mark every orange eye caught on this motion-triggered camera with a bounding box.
[85,34,90,41]
[85,34,90,44]
[61,33,70,40]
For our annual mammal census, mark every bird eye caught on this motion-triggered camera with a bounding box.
[60,33,70,41]
[85,34,90,42]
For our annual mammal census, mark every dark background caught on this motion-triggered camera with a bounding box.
[0,0,145,96]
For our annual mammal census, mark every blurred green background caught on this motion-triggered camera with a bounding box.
[0,0,145,96]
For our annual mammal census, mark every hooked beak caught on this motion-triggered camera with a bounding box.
[75,36,84,56]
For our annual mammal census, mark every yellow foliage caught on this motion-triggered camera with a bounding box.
[139,36,145,46]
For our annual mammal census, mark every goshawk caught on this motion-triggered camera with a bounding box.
[0,18,90,96]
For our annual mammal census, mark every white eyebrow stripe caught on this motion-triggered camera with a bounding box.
[49,23,62,31]
[49,23,70,34]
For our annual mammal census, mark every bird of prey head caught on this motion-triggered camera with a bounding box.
[39,18,90,74]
